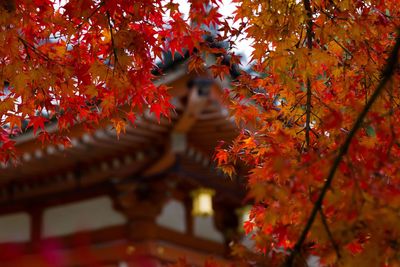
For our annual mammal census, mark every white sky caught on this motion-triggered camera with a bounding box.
[176,0,253,66]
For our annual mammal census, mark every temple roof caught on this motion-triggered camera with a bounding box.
[0,63,245,210]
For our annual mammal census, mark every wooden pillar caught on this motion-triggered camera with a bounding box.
[213,203,240,255]
[184,198,194,235]
[112,181,167,241]
[29,207,43,252]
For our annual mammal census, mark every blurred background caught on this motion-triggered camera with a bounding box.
[0,54,251,266]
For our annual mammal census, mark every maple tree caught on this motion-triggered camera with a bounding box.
[214,0,400,266]
[0,0,221,161]
[1,0,400,266]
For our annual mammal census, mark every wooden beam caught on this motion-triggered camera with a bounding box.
[143,85,210,176]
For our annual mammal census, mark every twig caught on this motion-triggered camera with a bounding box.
[284,29,400,267]
[290,93,307,112]
[76,1,105,29]
[64,1,106,52]
[20,39,31,60]
[319,208,341,259]
[17,37,67,67]
[294,112,307,123]
[304,0,313,150]
[106,11,118,73]
[310,128,319,138]
[17,37,51,61]
[311,111,322,121]
[331,37,353,58]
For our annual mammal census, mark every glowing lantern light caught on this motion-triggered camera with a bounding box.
[191,188,215,216]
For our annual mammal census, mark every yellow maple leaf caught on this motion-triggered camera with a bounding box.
[111,118,126,138]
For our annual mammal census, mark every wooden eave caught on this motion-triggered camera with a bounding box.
[0,65,244,208]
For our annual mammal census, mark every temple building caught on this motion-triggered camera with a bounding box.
[0,59,248,266]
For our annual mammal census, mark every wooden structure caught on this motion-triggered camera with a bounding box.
[0,63,246,266]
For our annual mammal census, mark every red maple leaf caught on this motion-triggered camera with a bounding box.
[28,116,48,135]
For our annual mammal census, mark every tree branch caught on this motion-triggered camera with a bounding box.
[77,0,105,29]
[304,0,313,150]
[319,208,341,259]
[106,11,118,73]
[285,29,400,267]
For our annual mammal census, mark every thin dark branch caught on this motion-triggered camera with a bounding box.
[310,128,319,138]
[310,111,321,121]
[305,78,312,148]
[304,0,313,150]
[312,92,336,112]
[18,37,48,60]
[294,112,307,123]
[290,93,307,112]
[17,37,68,67]
[20,40,31,60]
[284,29,400,267]
[64,1,106,53]
[106,11,118,73]
[77,1,105,29]
[331,37,353,58]
[319,208,341,259]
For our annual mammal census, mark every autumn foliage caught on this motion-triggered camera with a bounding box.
[1,0,400,266]
[0,0,221,160]
[215,0,400,266]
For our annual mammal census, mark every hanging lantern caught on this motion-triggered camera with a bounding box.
[191,188,215,216]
